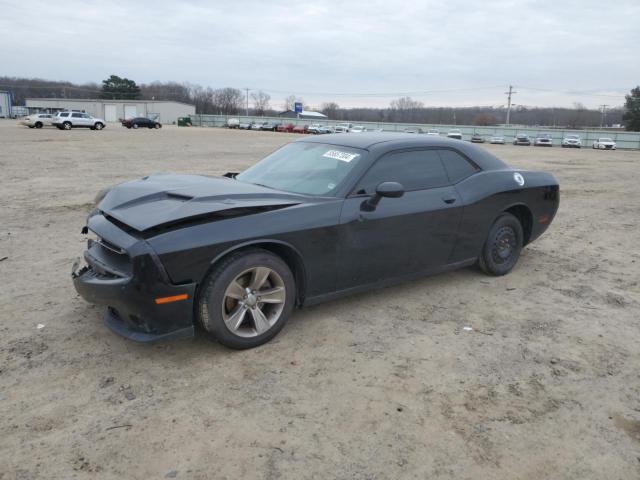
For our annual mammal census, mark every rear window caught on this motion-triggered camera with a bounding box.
[438,149,480,183]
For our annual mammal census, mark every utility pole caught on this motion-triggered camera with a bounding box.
[505,85,517,125]
[599,104,609,128]
[245,88,249,117]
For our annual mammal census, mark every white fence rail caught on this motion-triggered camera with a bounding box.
[189,114,640,150]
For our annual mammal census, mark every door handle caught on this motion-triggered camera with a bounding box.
[442,195,457,204]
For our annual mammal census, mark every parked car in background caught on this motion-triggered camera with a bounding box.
[292,124,309,134]
[250,122,263,131]
[307,124,323,134]
[319,125,335,134]
[122,117,162,129]
[561,134,582,148]
[226,118,240,129]
[259,121,280,131]
[489,136,505,144]
[53,111,106,130]
[447,129,463,140]
[334,123,353,133]
[426,128,440,136]
[534,133,553,147]
[238,122,253,130]
[592,138,616,150]
[20,113,54,128]
[470,134,485,143]
[513,134,531,146]
[350,125,366,133]
[404,127,424,134]
[277,123,295,133]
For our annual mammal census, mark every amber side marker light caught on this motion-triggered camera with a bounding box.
[155,294,189,305]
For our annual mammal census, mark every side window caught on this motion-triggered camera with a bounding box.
[60,112,69,117]
[438,149,480,183]
[82,114,91,118]
[72,113,82,118]
[356,150,449,194]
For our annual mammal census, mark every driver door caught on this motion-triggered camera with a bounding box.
[337,149,462,290]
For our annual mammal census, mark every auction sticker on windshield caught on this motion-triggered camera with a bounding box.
[323,150,360,162]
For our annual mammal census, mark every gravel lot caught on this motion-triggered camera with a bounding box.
[1,120,639,480]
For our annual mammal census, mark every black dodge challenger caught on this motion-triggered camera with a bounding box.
[72,133,559,349]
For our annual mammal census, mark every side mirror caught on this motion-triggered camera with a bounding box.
[361,182,404,211]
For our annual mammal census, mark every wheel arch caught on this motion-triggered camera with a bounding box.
[502,203,533,245]
[202,240,307,307]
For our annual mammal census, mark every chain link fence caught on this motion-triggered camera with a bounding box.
[189,114,640,150]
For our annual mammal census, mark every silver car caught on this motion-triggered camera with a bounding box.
[20,113,54,129]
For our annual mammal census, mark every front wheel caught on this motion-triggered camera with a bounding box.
[132,123,139,129]
[478,213,523,276]
[198,249,296,349]
[94,122,104,130]
[63,122,72,130]
[35,122,43,129]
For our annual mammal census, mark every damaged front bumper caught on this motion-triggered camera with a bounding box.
[72,214,196,343]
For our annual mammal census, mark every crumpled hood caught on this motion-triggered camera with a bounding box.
[98,174,302,232]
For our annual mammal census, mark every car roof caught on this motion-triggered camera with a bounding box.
[297,132,508,170]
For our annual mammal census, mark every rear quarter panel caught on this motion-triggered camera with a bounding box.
[450,170,559,262]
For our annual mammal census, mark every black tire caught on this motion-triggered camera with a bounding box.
[94,122,104,130]
[155,123,161,129]
[35,122,43,129]
[478,213,523,276]
[63,122,72,130]
[133,123,139,129]
[197,249,296,349]
[28,125,35,129]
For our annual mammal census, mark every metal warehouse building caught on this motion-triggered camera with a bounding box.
[24,98,195,124]
[0,91,12,118]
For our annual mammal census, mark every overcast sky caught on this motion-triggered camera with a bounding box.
[1,0,638,109]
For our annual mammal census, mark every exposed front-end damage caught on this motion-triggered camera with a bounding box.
[72,213,196,342]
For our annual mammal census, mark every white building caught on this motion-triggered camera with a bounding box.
[0,91,12,118]
[24,98,195,124]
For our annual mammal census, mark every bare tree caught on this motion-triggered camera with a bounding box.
[320,102,339,119]
[568,102,587,128]
[389,96,424,122]
[213,87,244,115]
[472,113,497,126]
[251,90,271,116]
[282,95,297,111]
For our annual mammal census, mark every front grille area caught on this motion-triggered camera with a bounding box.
[84,236,132,279]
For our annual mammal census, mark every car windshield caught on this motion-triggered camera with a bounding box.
[566,135,579,139]
[236,142,366,196]
[600,138,613,142]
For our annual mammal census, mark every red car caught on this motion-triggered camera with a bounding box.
[276,123,295,133]
[292,124,308,134]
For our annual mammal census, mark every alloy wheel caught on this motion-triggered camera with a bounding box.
[221,266,286,338]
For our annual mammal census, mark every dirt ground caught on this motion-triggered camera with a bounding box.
[0,120,639,480]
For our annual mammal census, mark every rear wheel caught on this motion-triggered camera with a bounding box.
[478,213,523,276]
[154,123,161,129]
[63,122,72,130]
[198,249,295,349]
[133,123,139,129]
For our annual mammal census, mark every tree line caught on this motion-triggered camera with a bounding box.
[1,75,633,129]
